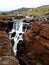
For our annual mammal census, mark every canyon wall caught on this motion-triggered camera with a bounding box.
[16,21,49,65]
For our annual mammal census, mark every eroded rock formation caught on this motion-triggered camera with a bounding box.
[0,30,20,65]
[0,21,13,33]
[0,56,19,65]
[0,31,13,56]
[16,21,49,65]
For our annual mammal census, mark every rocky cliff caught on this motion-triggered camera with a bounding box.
[0,31,13,56]
[16,21,49,65]
[0,17,20,65]
[0,31,20,65]
[0,21,13,33]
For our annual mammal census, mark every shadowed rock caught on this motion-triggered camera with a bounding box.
[0,21,13,33]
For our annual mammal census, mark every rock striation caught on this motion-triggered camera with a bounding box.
[16,21,49,65]
[0,56,19,65]
[0,31,13,56]
[0,21,20,65]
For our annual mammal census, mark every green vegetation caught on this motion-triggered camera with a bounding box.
[1,12,8,15]
[31,5,49,15]
[0,5,49,16]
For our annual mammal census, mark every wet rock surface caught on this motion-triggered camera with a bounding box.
[16,21,49,65]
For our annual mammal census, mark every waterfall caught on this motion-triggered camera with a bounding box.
[13,20,23,55]
[9,19,24,55]
[9,17,30,55]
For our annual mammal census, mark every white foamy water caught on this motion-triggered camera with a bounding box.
[9,17,32,55]
[9,19,24,55]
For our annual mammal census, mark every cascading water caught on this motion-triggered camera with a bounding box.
[9,19,24,55]
[13,20,24,55]
[9,17,31,55]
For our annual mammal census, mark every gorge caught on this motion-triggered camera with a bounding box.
[0,15,49,65]
[9,16,32,55]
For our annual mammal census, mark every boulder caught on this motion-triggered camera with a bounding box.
[0,56,20,65]
[0,31,13,56]
[23,18,34,23]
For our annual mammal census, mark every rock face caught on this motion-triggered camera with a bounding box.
[0,31,13,56]
[14,16,25,19]
[0,16,13,21]
[23,18,34,23]
[0,21,13,33]
[16,21,49,65]
[0,56,19,65]
[0,31,20,65]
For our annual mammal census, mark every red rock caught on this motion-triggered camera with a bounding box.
[40,25,49,39]
[30,21,43,32]
[17,21,49,65]
[0,56,19,65]
[0,31,13,56]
